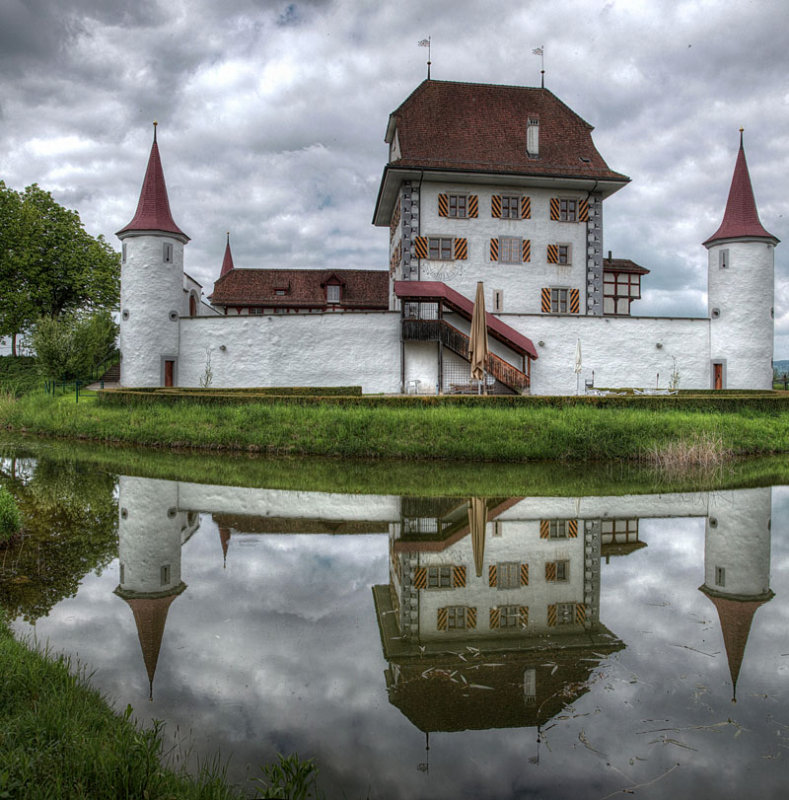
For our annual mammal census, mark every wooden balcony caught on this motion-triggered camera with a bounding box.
[402,318,530,394]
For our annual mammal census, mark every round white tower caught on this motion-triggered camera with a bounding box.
[704,131,778,390]
[117,123,189,387]
[700,487,774,701]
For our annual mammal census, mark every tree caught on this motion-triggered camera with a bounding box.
[31,310,118,382]
[0,182,120,355]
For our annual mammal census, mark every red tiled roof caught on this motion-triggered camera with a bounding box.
[117,126,189,241]
[210,268,389,309]
[704,136,777,246]
[394,280,538,359]
[603,257,650,275]
[220,234,234,278]
[387,80,629,182]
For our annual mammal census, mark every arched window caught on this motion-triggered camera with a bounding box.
[189,294,197,316]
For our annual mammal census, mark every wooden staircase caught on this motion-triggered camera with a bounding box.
[402,318,530,394]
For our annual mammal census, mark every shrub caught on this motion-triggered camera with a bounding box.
[0,487,21,543]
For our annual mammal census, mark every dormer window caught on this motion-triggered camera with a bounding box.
[327,284,341,304]
[526,116,539,158]
[275,288,287,296]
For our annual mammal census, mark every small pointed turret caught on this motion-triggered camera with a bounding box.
[704,131,778,247]
[117,122,189,242]
[220,232,234,278]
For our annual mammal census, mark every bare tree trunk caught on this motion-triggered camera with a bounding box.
[11,333,17,357]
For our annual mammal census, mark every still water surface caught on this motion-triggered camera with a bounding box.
[2,445,789,798]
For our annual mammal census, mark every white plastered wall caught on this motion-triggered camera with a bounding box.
[119,234,184,387]
[413,526,587,639]
[502,314,711,394]
[177,311,401,393]
[704,488,772,597]
[417,183,589,314]
[708,240,774,389]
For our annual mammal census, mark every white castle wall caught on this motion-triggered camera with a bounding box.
[416,184,590,314]
[505,313,711,394]
[119,234,185,387]
[708,240,774,389]
[176,312,402,393]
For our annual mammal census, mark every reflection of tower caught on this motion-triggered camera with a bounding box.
[114,477,192,699]
[700,488,774,701]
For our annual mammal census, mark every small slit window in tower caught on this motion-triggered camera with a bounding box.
[160,564,171,586]
[715,566,726,587]
[493,289,504,311]
[719,249,729,269]
[163,243,173,263]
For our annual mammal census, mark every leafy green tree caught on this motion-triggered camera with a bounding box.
[31,310,118,382]
[0,458,118,623]
[0,182,120,355]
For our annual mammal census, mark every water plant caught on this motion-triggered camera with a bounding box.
[0,487,20,543]
[251,753,322,800]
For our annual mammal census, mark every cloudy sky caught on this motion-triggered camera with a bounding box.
[2,0,789,353]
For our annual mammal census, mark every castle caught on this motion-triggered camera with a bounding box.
[117,79,778,394]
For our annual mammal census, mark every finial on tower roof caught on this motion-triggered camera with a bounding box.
[739,127,744,148]
[418,37,431,79]
[153,120,158,142]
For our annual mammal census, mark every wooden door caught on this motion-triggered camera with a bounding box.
[164,360,174,387]
[713,363,722,390]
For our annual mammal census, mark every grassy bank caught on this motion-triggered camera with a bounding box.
[3,388,789,463]
[0,615,245,800]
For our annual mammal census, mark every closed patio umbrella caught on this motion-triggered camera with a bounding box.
[468,497,488,578]
[469,282,489,394]
[574,338,582,394]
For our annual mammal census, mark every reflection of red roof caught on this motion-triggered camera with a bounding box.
[210,269,389,309]
[121,592,181,699]
[700,586,773,700]
[386,80,629,182]
[394,281,538,359]
[704,138,777,246]
[117,128,189,241]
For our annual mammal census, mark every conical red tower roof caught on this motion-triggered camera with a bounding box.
[117,123,189,242]
[220,233,234,278]
[123,593,180,700]
[704,132,777,247]
[700,586,773,701]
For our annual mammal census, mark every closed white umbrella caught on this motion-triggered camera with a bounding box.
[574,338,582,394]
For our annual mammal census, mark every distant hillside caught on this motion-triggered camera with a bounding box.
[774,360,789,375]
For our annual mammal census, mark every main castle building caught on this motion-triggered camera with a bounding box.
[117,79,778,395]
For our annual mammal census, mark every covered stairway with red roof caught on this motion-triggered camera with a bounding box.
[394,281,537,394]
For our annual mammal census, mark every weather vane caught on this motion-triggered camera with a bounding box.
[418,36,431,79]
[532,46,544,88]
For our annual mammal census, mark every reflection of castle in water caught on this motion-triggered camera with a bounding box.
[113,480,774,710]
[374,489,775,735]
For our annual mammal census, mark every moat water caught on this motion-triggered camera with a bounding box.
[1,437,788,799]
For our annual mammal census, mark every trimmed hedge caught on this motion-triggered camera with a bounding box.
[96,387,789,413]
